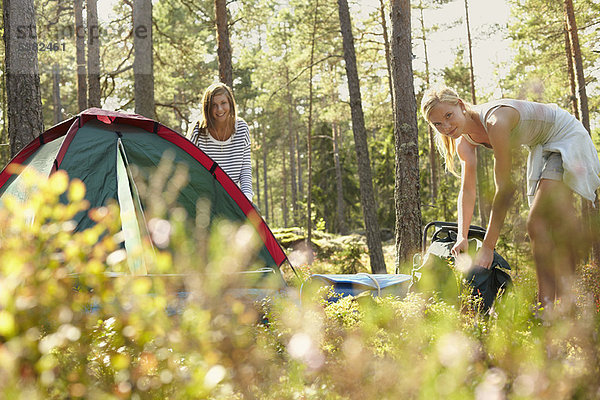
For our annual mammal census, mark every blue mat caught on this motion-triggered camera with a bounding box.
[305,273,412,300]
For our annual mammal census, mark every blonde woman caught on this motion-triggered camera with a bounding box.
[189,82,254,201]
[421,86,600,308]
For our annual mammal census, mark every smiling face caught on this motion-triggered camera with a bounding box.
[211,93,231,124]
[427,101,467,140]
[200,83,237,133]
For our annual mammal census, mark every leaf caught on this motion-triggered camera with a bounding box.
[68,179,86,202]
[0,310,17,338]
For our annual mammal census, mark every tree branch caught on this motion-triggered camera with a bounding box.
[268,54,343,101]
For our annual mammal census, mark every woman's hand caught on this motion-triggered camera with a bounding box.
[473,245,494,269]
[451,237,469,258]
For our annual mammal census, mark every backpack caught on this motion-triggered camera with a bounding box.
[410,221,512,313]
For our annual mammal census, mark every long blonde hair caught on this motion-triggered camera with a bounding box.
[420,86,470,176]
[188,82,237,138]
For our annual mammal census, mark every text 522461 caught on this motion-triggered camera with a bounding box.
[18,42,66,52]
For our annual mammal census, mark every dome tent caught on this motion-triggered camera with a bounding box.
[0,108,288,278]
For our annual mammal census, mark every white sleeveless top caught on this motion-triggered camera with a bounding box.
[470,99,600,205]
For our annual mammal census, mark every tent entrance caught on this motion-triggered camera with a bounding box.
[116,138,151,275]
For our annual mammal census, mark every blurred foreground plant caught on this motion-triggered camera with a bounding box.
[0,169,284,399]
[1,168,599,399]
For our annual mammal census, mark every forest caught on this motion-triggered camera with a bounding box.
[1,0,600,398]
[2,0,600,262]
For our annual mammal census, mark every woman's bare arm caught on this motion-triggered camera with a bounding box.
[452,138,478,256]
[476,107,520,268]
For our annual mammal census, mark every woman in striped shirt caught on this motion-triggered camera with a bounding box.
[188,82,254,202]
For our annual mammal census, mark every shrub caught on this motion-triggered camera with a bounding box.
[1,169,599,399]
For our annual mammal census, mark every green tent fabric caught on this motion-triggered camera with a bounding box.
[0,108,288,275]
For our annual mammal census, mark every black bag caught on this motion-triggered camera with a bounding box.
[410,221,512,312]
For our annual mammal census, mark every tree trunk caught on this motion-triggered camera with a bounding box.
[564,0,600,263]
[463,0,489,227]
[563,23,579,119]
[390,0,421,269]
[296,129,303,202]
[306,0,318,247]
[87,0,101,107]
[282,20,299,227]
[464,0,476,106]
[379,0,394,113]
[74,0,87,111]
[133,0,155,118]
[3,0,44,157]
[52,64,63,124]
[338,0,386,274]
[417,1,438,203]
[214,0,233,89]
[282,139,288,227]
[564,1,589,131]
[333,122,347,235]
[269,183,274,223]
[1,62,8,165]
[254,157,260,207]
[330,65,347,235]
[563,16,586,257]
[262,128,269,221]
[564,0,589,132]
[286,67,299,226]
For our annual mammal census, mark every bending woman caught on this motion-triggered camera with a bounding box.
[421,86,600,308]
[188,82,254,202]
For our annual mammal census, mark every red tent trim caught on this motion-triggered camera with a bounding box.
[0,117,76,188]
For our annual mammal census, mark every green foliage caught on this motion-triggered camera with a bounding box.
[273,227,365,263]
[152,0,217,129]
[312,122,362,233]
[2,171,600,398]
[442,48,473,101]
[0,170,281,398]
[7,0,600,239]
[505,0,600,106]
[577,262,600,312]
[330,240,365,275]
[369,123,396,229]
[282,276,600,399]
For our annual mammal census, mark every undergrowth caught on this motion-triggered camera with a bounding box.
[0,170,599,399]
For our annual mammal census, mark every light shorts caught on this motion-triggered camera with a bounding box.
[540,151,564,181]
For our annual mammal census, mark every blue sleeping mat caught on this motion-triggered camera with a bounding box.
[305,273,412,299]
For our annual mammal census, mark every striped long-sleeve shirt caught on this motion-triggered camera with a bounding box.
[190,118,254,201]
